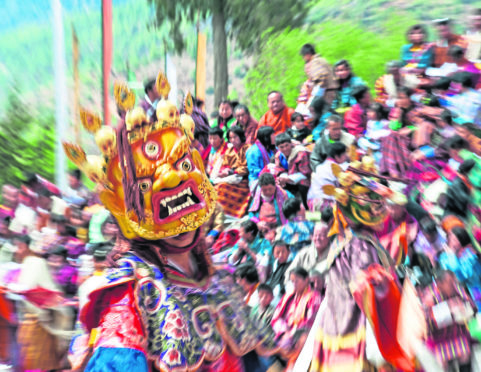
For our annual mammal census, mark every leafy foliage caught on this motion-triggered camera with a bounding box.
[0,91,55,187]
[245,0,476,118]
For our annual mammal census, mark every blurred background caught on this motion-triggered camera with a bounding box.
[0,0,477,189]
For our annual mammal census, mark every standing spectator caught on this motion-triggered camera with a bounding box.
[275,133,311,207]
[233,104,258,145]
[246,126,276,188]
[211,100,236,139]
[310,115,355,170]
[433,19,466,67]
[299,43,337,103]
[258,91,296,136]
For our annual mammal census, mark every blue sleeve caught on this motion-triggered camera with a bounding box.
[85,347,148,372]
[419,145,436,159]
[400,44,410,66]
[207,230,220,238]
[246,146,263,184]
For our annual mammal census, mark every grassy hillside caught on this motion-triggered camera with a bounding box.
[245,0,479,118]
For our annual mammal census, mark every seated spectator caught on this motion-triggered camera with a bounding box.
[235,263,260,308]
[433,18,467,68]
[439,226,481,310]
[248,173,293,236]
[465,8,481,61]
[271,267,322,348]
[400,24,434,72]
[246,126,276,189]
[251,283,276,325]
[308,142,349,211]
[444,71,481,126]
[309,96,329,141]
[413,217,447,265]
[377,199,419,266]
[422,269,475,371]
[287,112,311,144]
[310,114,354,170]
[0,185,18,221]
[331,59,365,114]
[276,198,314,256]
[343,85,371,138]
[444,159,475,219]
[210,100,236,139]
[214,126,251,218]
[266,240,292,301]
[204,202,225,249]
[285,211,332,286]
[259,91,295,136]
[447,45,481,88]
[358,103,390,163]
[206,126,230,180]
[63,169,90,206]
[190,97,211,149]
[0,216,14,264]
[47,246,78,296]
[309,270,326,298]
[229,219,272,281]
[233,104,258,145]
[374,61,402,107]
[379,87,417,178]
[274,133,311,207]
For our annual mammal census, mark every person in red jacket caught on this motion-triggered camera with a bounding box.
[343,85,371,138]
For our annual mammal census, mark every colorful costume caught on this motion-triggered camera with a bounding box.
[258,106,295,136]
[214,143,251,218]
[302,157,416,371]
[64,77,279,371]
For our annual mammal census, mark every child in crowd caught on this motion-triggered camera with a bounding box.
[276,198,314,256]
[251,283,276,325]
[288,112,311,144]
[358,102,390,163]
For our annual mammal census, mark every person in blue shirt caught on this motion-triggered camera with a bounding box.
[229,219,273,282]
[246,126,276,189]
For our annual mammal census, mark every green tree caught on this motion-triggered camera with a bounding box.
[245,15,412,118]
[147,0,310,106]
[0,91,55,187]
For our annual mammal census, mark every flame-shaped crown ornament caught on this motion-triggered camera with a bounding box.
[322,156,407,227]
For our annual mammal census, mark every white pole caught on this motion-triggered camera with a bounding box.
[52,0,68,192]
